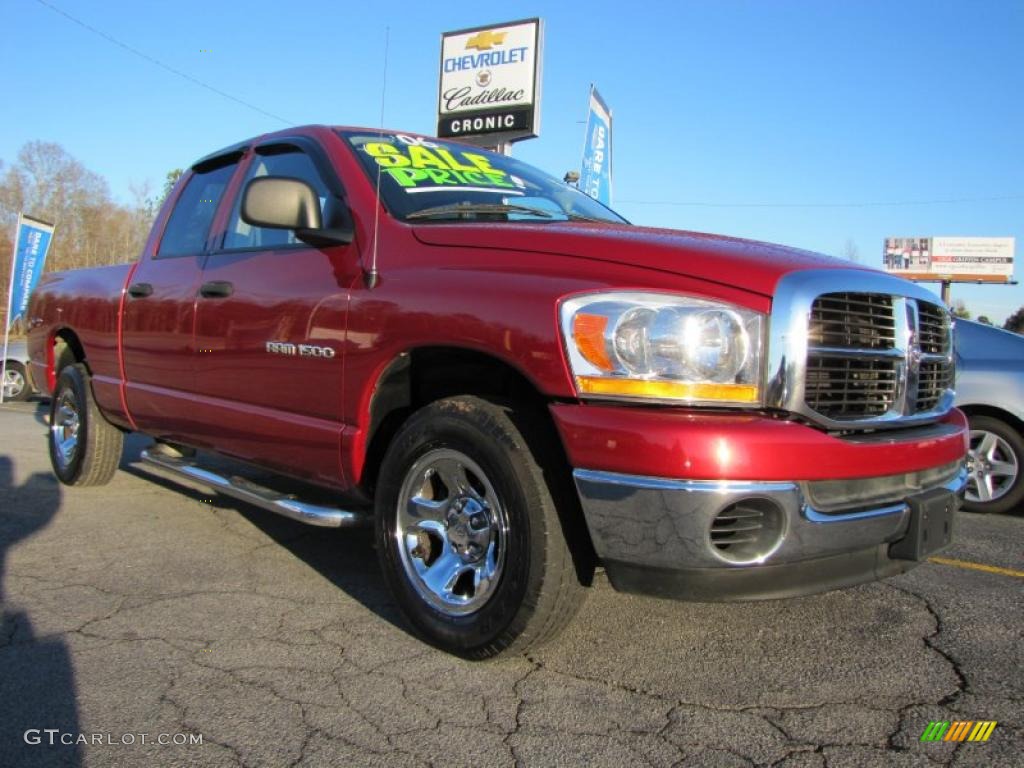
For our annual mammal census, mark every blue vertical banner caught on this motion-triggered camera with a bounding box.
[6,213,55,331]
[579,86,613,206]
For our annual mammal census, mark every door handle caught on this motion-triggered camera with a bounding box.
[127,282,153,298]
[199,281,234,298]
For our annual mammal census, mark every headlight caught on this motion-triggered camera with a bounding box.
[560,292,765,405]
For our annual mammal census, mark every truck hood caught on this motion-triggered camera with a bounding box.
[412,222,872,298]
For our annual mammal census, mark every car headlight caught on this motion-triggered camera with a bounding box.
[560,292,765,405]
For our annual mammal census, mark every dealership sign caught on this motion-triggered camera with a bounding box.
[883,237,1015,282]
[437,18,543,145]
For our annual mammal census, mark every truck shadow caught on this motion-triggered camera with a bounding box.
[238,511,402,626]
[29,398,51,428]
[119,436,405,634]
[0,456,82,767]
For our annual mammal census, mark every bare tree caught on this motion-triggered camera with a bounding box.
[1,142,158,331]
[159,169,184,209]
[841,238,860,263]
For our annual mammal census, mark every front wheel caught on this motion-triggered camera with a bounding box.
[964,414,1023,515]
[375,396,585,659]
[2,361,30,401]
[48,364,124,486]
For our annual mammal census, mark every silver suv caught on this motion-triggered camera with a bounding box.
[955,320,1024,514]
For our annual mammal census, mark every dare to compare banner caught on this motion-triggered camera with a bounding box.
[6,213,54,330]
[579,86,612,207]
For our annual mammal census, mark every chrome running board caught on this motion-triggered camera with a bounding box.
[139,449,368,528]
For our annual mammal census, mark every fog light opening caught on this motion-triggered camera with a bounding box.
[709,498,785,565]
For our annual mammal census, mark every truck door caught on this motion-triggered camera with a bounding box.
[190,138,361,487]
[121,155,242,433]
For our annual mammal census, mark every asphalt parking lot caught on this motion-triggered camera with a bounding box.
[1,399,1021,768]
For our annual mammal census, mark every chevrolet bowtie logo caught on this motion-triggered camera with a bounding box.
[465,30,507,50]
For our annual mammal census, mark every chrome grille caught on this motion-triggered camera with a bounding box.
[805,356,898,418]
[917,301,951,355]
[769,271,956,430]
[809,293,896,349]
[917,360,954,412]
[801,292,953,423]
[915,301,953,412]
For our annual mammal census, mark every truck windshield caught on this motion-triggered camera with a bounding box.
[339,130,627,225]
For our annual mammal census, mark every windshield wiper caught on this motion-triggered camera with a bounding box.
[564,212,615,223]
[406,202,554,221]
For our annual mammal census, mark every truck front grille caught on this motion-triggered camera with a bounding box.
[917,361,954,412]
[808,292,896,349]
[803,292,952,423]
[917,301,951,356]
[805,356,898,419]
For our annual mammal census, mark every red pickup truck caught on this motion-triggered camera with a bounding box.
[27,126,968,658]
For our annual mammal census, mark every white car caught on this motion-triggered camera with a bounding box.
[2,340,36,402]
[955,320,1024,514]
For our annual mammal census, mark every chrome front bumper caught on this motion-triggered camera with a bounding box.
[573,466,967,601]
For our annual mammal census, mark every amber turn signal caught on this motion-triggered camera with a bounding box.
[576,376,760,404]
[572,313,614,372]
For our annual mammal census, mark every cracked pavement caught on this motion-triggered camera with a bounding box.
[1,400,1021,767]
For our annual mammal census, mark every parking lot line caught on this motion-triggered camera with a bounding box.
[928,556,1024,579]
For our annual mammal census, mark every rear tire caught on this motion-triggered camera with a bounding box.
[48,364,124,486]
[375,396,586,659]
[2,361,30,401]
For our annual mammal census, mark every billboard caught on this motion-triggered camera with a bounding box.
[437,18,543,146]
[883,237,1015,282]
[579,86,612,206]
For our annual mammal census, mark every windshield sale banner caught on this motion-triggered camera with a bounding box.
[5,213,54,331]
[437,18,543,145]
[579,86,613,207]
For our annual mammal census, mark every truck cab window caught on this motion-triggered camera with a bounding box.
[223,150,330,250]
[156,163,237,258]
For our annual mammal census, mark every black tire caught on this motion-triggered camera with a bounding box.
[48,364,124,486]
[2,361,31,401]
[963,414,1024,515]
[375,396,586,659]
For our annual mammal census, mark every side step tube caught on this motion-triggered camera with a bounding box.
[139,449,368,528]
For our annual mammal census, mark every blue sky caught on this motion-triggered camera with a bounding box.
[3,0,1022,322]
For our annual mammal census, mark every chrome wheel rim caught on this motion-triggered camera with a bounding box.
[2,368,25,399]
[395,448,509,616]
[51,390,81,470]
[965,429,1018,504]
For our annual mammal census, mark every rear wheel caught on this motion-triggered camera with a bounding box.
[964,414,1023,514]
[2,361,30,401]
[48,364,124,486]
[375,396,585,659]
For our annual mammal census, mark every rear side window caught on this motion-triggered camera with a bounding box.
[157,163,237,257]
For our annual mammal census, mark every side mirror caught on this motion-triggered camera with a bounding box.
[241,176,353,246]
[242,176,321,229]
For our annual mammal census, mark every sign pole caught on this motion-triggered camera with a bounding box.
[941,280,952,306]
[0,214,22,404]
